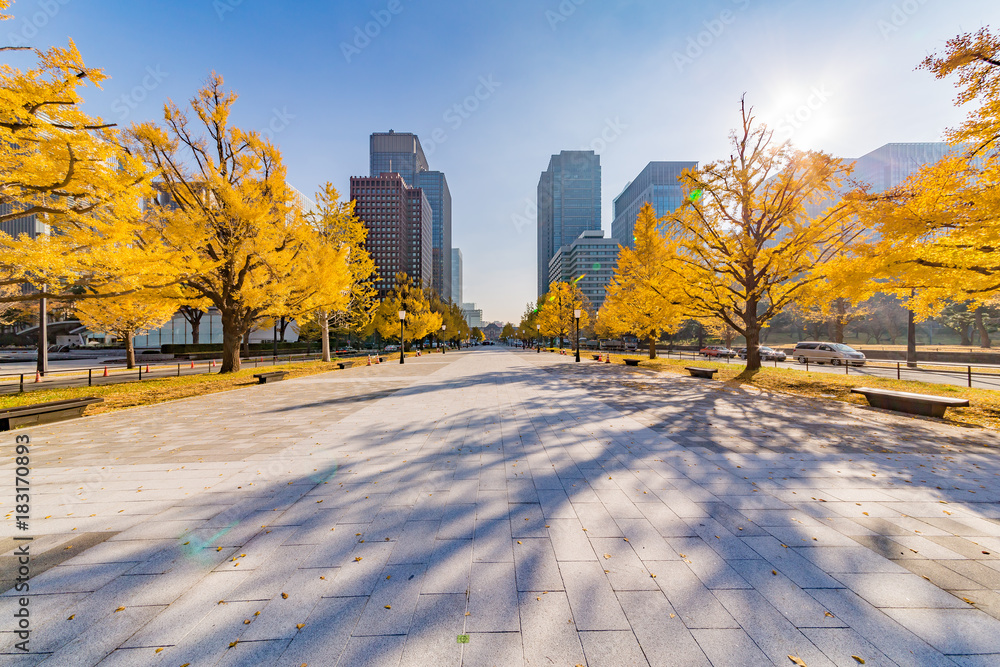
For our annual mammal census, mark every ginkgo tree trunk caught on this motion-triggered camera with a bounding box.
[666,98,862,372]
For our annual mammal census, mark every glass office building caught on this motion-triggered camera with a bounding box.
[852,142,954,193]
[413,170,451,299]
[547,230,619,312]
[369,131,429,185]
[451,248,462,305]
[369,131,451,298]
[351,173,433,296]
[536,150,601,297]
[611,161,697,250]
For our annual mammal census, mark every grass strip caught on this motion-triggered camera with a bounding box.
[0,360,346,417]
[605,353,999,431]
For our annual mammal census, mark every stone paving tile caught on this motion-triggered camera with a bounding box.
[7,350,1000,665]
[617,590,711,666]
[689,628,771,666]
[398,593,465,667]
[558,560,630,631]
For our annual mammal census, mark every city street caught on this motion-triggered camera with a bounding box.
[3,348,1000,666]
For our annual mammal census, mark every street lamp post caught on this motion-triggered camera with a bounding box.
[398,310,406,364]
[574,309,581,363]
[37,284,48,376]
[441,325,446,354]
[536,324,540,354]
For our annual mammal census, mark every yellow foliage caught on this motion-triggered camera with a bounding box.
[0,5,179,301]
[666,98,862,369]
[370,274,442,344]
[131,74,326,372]
[537,281,591,343]
[851,28,1000,316]
[75,291,176,368]
[598,203,686,355]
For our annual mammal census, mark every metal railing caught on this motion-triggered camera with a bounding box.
[614,349,995,389]
[0,350,378,396]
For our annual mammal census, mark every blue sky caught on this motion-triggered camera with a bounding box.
[6,0,997,322]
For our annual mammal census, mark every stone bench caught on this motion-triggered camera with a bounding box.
[850,387,969,418]
[254,371,287,384]
[624,359,641,367]
[685,367,718,379]
[0,397,104,431]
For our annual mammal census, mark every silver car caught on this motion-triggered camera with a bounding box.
[793,341,866,366]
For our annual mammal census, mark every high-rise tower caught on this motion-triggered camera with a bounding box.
[536,150,601,297]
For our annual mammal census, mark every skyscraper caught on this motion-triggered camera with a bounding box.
[369,131,428,184]
[414,171,451,298]
[547,230,619,312]
[369,131,451,299]
[852,143,954,193]
[351,173,432,297]
[536,150,601,297]
[451,248,463,305]
[611,161,697,250]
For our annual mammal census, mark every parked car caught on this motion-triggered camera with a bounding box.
[736,346,787,361]
[792,341,866,366]
[699,345,737,358]
[384,344,399,352]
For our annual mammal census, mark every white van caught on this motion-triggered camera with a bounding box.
[792,341,866,366]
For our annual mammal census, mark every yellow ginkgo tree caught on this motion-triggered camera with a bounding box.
[75,291,177,369]
[537,281,591,349]
[665,98,862,371]
[852,27,1000,316]
[0,0,178,303]
[597,203,686,359]
[131,74,320,373]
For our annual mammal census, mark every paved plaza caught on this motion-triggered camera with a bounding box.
[3,348,1000,666]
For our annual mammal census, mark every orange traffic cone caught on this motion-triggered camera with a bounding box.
[211,359,216,368]
[145,365,150,373]
[34,371,40,383]
[605,353,610,364]
[367,355,372,366]
[103,366,109,377]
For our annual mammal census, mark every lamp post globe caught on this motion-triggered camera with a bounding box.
[441,325,446,354]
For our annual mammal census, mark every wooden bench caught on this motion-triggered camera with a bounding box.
[0,397,104,431]
[253,371,287,384]
[684,367,718,379]
[850,387,969,418]
[624,359,641,367]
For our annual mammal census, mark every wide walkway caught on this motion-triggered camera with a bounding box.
[2,349,1000,666]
